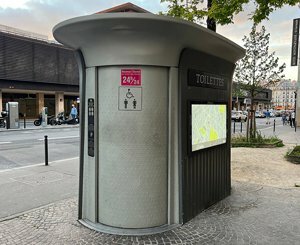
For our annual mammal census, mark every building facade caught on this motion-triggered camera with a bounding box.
[232,83,272,111]
[0,25,79,118]
[270,79,297,110]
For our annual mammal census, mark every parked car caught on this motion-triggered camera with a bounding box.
[255,111,266,118]
[274,110,283,117]
[231,111,247,122]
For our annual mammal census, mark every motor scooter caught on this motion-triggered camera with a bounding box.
[0,111,7,128]
[34,114,55,126]
[49,112,79,125]
[0,117,6,128]
[49,112,64,125]
[60,115,79,125]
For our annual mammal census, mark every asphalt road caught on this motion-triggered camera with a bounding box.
[231,117,286,134]
[0,127,79,170]
[0,118,297,171]
[232,117,299,145]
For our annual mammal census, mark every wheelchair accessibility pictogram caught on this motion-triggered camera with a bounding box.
[119,87,142,111]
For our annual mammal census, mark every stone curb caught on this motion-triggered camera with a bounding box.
[0,124,79,133]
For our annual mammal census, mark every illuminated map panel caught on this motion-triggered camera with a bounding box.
[192,104,227,151]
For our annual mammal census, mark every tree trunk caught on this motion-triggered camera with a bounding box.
[207,0,216,31]
[249,101,254,139]
[246,109,250,141]
[254,103,257,138]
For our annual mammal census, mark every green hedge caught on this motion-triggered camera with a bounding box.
[285,146,300,164]
[232,140,283,148]
[231,132,284,148]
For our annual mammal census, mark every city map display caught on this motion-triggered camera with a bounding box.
[192,104,227,151]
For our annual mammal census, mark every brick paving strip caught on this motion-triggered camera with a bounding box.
[0,146,300,244]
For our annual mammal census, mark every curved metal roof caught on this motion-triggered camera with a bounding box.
[53,13,244,67]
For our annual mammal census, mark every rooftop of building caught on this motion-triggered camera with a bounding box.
[96,2,151,14]
[0,24,60,45]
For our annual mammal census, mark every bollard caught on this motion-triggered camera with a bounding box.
[233,121,236,134]
[273,119,275,133]
[23,113,26,129]
[240,121,243,133]
[44,135,48,166]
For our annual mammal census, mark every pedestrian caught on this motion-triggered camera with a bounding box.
[70,104,78,119]
[265,109,271,124]
[288,112,292,127]
[282,113,286,125]
[291,111,296,128]
[286,113,290,126]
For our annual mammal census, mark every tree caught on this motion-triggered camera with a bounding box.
[161,0,300,31]
[233,24,286,139]
[160,0,215,30]
[208,0,300,25]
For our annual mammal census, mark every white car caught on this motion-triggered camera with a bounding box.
[231,111,247,122]
[255,111,266,118]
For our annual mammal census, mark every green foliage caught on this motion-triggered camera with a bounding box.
[292,145,300,154]
[232,131,284,147]
[233,25,285,139]
[234,25,286,90]
[161,0,300,25]
[285,145,300,163]
[250,0,300,24]
[232,82,247,98]
[160,0,206,23]
[208,0,248,25]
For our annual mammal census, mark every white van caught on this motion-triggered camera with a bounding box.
[231,110,247,122]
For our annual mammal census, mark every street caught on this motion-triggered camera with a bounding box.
[231,117,276,133]
[231,117,300,147]
[232,117,296,134]
[0,127,79,170]
[0,118,299,171]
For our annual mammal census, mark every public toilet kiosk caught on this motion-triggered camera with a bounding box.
[53,12,244,235]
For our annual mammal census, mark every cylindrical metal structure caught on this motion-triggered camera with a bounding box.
[53,13,244,235]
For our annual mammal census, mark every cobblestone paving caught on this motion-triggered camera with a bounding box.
[1,181,299,245]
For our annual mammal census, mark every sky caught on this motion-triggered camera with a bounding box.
[0,0,299,80]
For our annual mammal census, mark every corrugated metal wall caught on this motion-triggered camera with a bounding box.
[179,49,234,223]
[0,32,79,85]
[182,144,230,222]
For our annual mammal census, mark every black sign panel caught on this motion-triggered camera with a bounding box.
[188,69,227,90]
[291,18,299,66]
[88,98,95,157]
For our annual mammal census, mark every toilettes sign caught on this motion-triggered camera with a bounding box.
[188,69,227,90]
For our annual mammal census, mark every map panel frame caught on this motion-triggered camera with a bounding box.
[189,103,227,153]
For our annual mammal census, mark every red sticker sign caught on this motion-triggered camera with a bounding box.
[121,69,141,86]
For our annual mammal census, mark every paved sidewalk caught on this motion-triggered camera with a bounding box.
[0,158,79,219]
[0,129,299,244]
[0,180,299,245]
